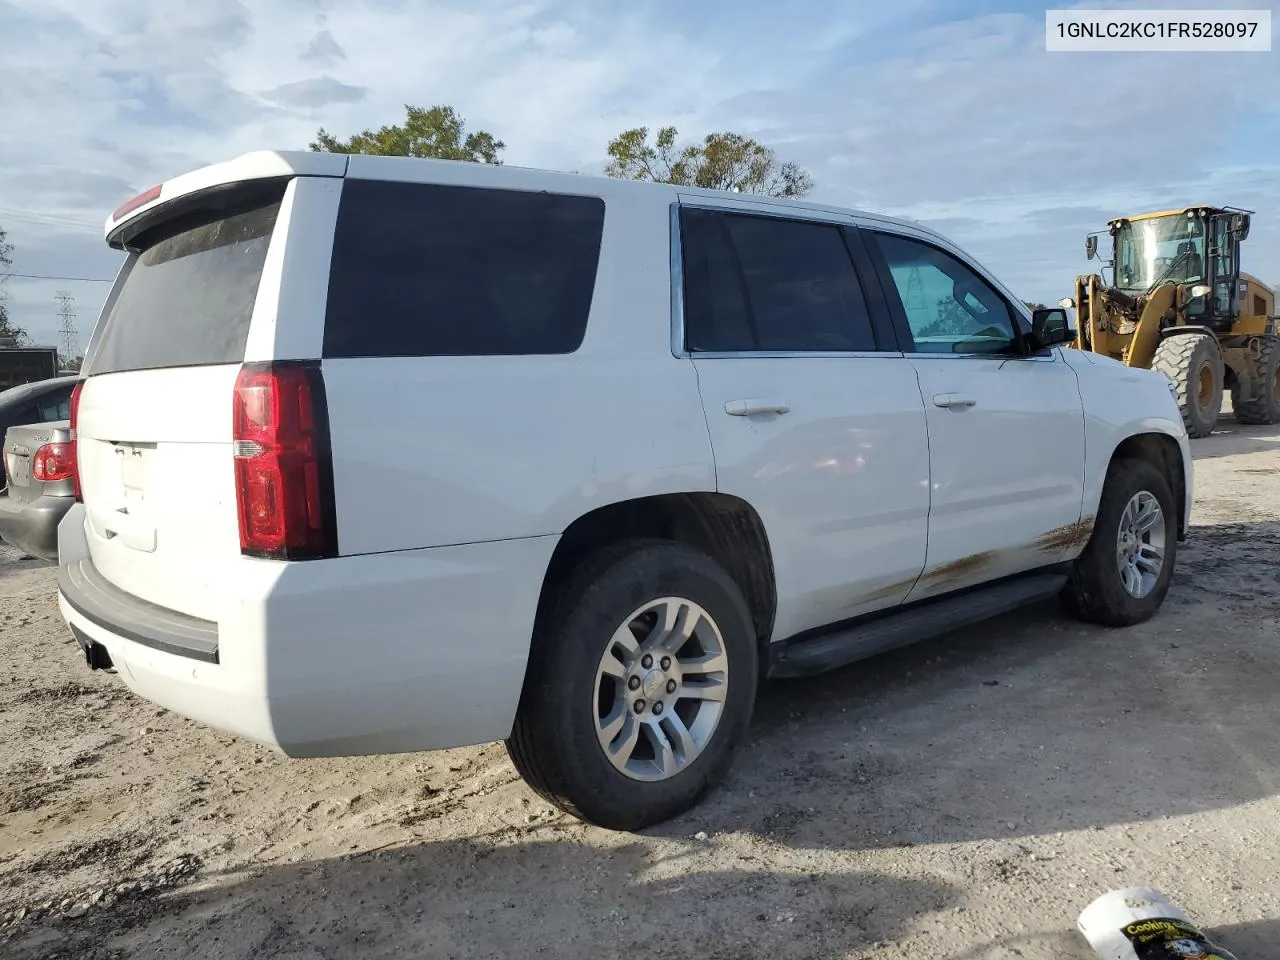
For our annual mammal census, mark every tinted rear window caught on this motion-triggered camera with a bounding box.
[323,179,606,358]
[85,190,283,376]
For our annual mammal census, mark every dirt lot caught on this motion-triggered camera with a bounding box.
[2,417,1278,960]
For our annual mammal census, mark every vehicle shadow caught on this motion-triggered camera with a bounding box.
[958,914,1280,959]
[1195,418,1280,460]
[0,551,53,576]
[4,833,958,960]
[937,916,1271,960]
[1210,916,1280,956]
[647,520,1280,856]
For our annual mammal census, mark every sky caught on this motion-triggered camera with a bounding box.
[1,0,1279,353]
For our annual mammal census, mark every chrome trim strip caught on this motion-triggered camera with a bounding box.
[675,195,859,226]
[669,201,687,358]
[684,350,907,360]
[902,352,1059,362]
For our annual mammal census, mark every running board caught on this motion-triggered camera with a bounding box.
[767,572,1069,679]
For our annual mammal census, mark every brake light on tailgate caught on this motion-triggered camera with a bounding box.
[111,184,162,223]
[69,380,84,501]
[232,361,338,560]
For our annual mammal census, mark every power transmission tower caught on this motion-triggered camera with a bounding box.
[55,291,79,371]
[903,266,928,316]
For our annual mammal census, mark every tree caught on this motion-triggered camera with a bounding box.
[1023,301,1049,312]
[0,224,29,347]
[604,126,814,198]
[309,104,505,164]
[920,298,975,339]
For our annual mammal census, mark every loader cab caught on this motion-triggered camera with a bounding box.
[1107,206,1251,331]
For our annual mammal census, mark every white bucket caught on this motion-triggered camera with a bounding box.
[1077,886,1239,959]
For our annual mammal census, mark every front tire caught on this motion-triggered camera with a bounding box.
[1152,333,1222,438]
[1232,335,1280,425]
[505,539,758,831]
[1061,457,1178,627]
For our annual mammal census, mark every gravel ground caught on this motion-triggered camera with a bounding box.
[2,415,1278,960]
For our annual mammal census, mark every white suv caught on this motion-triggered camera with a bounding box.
[56,151,1191,831]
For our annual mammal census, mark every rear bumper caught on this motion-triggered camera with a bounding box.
[55,503,557,758]
[0,490,72,560]
[59,557,219,662]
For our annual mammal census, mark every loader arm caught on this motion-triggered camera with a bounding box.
[1124,282,1176,367]
[1071,275,1092,351]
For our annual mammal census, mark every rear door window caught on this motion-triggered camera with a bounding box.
[323,179,606,358]
[680,208,879,353]
[679,209,754,352]
[85,187,285,375]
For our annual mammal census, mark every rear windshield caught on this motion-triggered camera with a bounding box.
[322,179,606,358]
[85,188,284,376]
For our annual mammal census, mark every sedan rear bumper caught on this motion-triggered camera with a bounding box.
[0,489,72,560]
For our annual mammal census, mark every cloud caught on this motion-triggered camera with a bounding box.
[301,28,346,67]
[1,0,1279,346]
[714,5,1280,300]
[0,0,760,345]
[262,76,367,110]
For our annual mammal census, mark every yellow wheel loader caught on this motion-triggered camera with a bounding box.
[1063,206,1279,437]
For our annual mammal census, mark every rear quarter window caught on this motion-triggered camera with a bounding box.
[323,179,606,358]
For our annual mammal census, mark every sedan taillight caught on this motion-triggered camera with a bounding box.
[33,442,76,482]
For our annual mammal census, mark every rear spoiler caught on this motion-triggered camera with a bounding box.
[105,151,349,249]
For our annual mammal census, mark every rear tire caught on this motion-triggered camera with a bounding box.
[1061,457,1177,627]
[505,539,758,831]
[1231,335,1280,425]
[1151,333,1222,438]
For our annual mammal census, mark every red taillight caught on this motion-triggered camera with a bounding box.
[69,380,83,502]
[32,443,75,482]
[112,184,162,222]
[232,361,337,560]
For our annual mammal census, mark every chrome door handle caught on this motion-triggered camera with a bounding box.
[933,393,977,409]
[725,398,790,417]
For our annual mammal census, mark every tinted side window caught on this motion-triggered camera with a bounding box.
[680,209,878,353]
[679,209,753,352]
[324,180,606,358]
[872,232,1018,355]
[726,214,877,352]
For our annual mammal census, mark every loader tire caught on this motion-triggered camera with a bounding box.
[1231,335,1280,425]
[1151,333,1222,438]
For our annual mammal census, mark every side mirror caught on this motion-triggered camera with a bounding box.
[1232,212,1250,241]
[1085,235,1098,260]
[1031,307,1073,349]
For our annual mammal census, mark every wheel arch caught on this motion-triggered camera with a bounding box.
[1104,431,1190,540]
[534,492,778,649]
